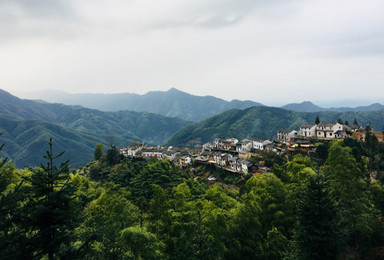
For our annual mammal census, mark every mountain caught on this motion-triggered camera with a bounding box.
[165,106,384,146]
[281,100,384,113]
[0,89,191,167]
[0,115,102,168]
[328,103,384,112]
[18,88,264,122]
[281,101,325,112]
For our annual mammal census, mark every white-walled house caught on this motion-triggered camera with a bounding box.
[277,129,298,143]
[299,124,317,138]
[316,123,343,139]
[236,140,253,152]
[213,137,238,150]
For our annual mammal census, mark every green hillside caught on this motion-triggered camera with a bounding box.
[165,106,384,146]
[0,115,103,168]
[0,89,191,166]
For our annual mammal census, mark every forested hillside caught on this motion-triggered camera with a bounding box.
[1,132,384,259]
[0,89,191,166]
[166,106,384,146]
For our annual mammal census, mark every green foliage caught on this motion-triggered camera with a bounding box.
[0,90,191,167]
[292,173,340,260]
[129,159,188,201]
[78,184,140,259]
[21,138,81,259]
[326,141,376,256]
[166,106,384,146]
[120,226,163,259]
[3,129,384,259]
[94,143,104,161]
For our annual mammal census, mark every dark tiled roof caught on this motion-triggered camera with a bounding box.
[318,122,336,127]
[300,124,315,128]
[278,129,292,134]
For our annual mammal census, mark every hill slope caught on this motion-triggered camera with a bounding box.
[281,101,325,112]
[19,88,264,122]
[0,89,191,166]
[0,115,103,168]
[165,106,384,146]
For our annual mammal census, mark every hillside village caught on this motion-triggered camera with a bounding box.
[118,121,384,175]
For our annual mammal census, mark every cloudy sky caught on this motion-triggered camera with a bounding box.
[1,0,383,106]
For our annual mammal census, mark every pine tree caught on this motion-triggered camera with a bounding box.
[293,174,339,259]
[315,116,320,125]
[24,138,81,259]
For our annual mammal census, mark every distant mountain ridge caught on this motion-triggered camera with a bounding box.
[20,88,264,122]
[0,89,191,167]
[20,89,383,118]
[281,101,384,113]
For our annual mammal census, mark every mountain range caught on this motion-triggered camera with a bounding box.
[19,88,263,122]
[0,89,190,167]
[19,88,384,119]
[2,88,384,167]
[281,101,384,113]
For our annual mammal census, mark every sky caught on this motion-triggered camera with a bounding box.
[1,0,383,106]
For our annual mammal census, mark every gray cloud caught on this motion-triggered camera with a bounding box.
[0,0,383,104]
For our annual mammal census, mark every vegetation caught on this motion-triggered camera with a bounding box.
[2,129,384,259]
[166,106,384,146]
[0,90,191,167]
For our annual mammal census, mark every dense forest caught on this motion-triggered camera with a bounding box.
[1,129,384,259]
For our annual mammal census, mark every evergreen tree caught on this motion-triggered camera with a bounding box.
[0,135,29,259]
[293,173,339,259]
[353,117,359,125]
[23,138,81,259]
[315,116,320,125]
[326,141,375,256]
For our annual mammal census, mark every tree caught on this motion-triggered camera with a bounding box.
[292,173,340,259]
[106,146,121,165]
[345,120,349,125]
[326,141,375,256]
[23,138,81,259]
[78,184,140,259]
[0,135,29,259]
[315,116,320,125]
[94,143,104,161]
[120,226,163,259]
[353,117,359,126]
[337,118,343,124]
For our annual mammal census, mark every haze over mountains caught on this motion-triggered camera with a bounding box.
[20,88,384,119]
[19,88,263,122]
[1,88,384,167]
[281,101,384,113]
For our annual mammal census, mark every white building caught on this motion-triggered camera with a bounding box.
[299,124,317,138]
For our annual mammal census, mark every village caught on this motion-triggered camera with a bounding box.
[118,121,383,175]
